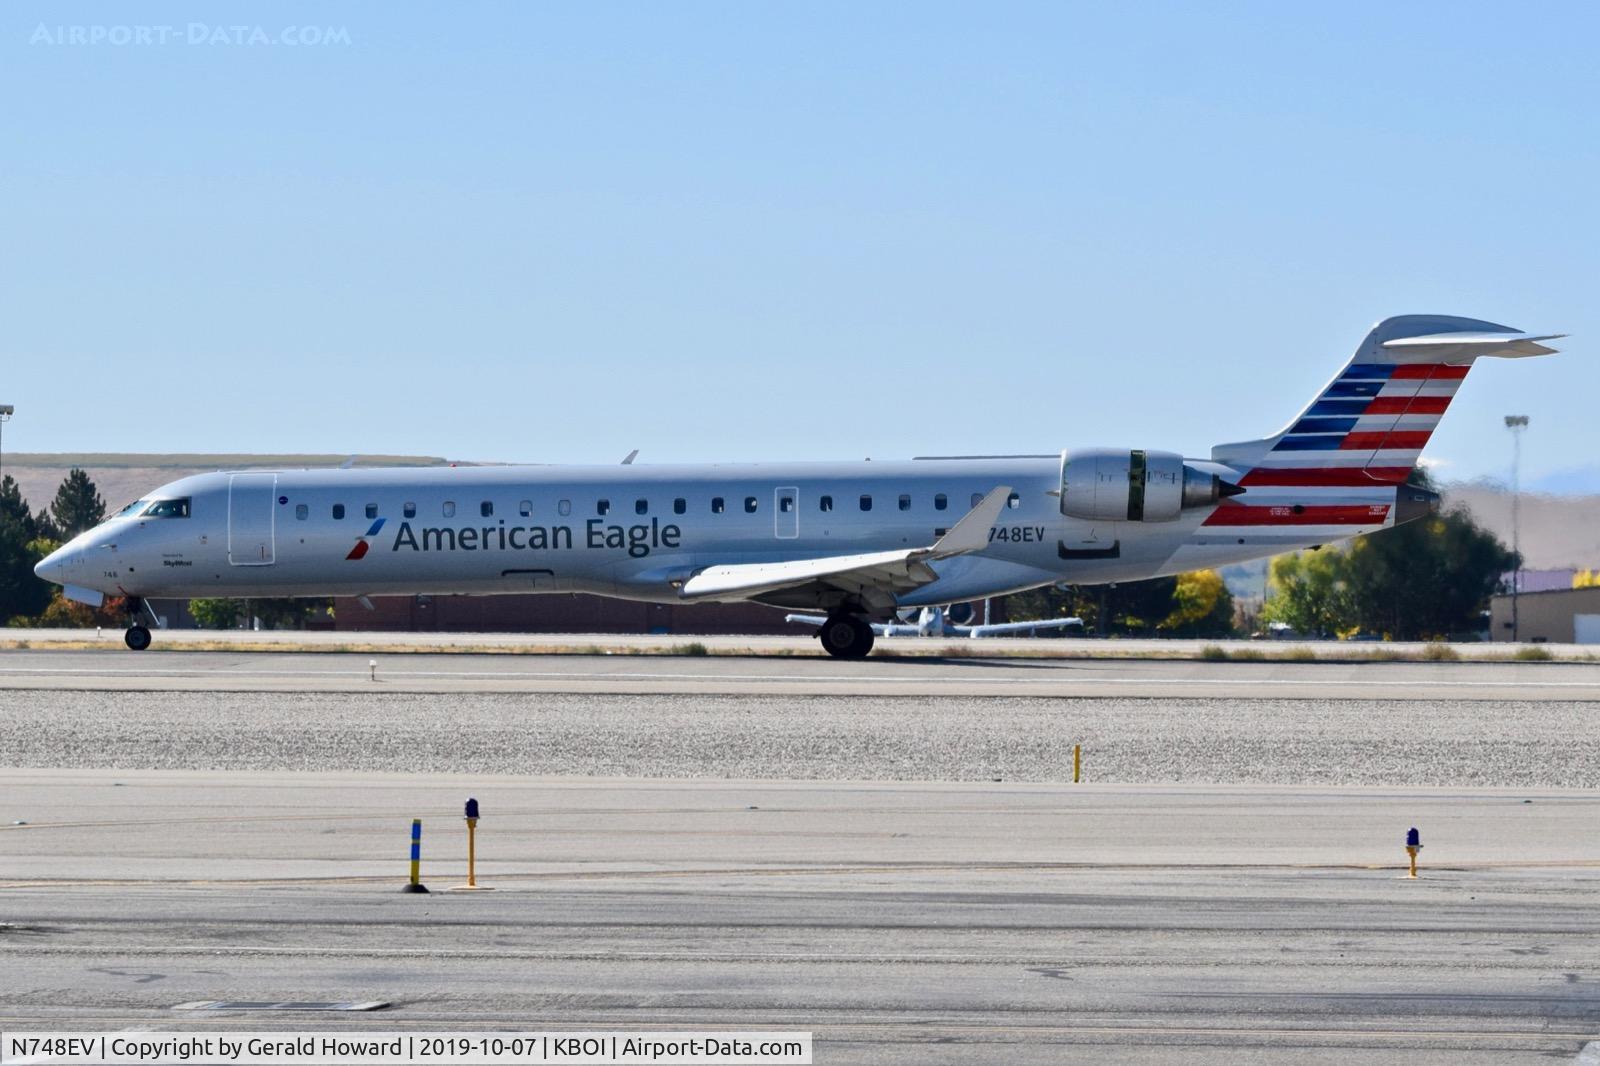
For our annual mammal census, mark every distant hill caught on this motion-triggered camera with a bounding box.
[5,453,454,517]
[1441,480,1600,570]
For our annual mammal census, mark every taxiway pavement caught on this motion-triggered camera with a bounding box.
[1,772,1598,1063]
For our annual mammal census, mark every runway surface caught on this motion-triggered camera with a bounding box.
[3,646,1600,699]
[2,772,1599,1063]
[7,628,1599,661]
[3,646,1598,1061]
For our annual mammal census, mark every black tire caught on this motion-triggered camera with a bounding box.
[820,616,874,659]
[125,625,152,651]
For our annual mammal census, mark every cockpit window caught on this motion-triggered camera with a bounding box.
[116,499,148,518]
[143,498,191,518]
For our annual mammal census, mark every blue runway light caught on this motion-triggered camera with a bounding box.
[1406,827,1421,848]
[465,798,480,819]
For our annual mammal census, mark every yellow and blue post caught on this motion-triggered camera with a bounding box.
[402,818,429,894]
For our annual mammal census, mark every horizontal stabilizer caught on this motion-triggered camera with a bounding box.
[1382,331,1564,360]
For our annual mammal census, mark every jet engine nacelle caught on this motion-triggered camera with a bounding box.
[1059,448,1241,523]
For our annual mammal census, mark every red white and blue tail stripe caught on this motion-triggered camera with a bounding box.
[1198,315,1561,546]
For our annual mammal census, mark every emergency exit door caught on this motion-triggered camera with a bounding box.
[774,486,799,539]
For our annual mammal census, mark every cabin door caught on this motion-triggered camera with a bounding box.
[227,473,277,566]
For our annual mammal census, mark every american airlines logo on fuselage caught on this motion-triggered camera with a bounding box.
[346,518,386,560]
[380,518,684,559]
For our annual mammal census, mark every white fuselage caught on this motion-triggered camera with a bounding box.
[38,455,1349,615]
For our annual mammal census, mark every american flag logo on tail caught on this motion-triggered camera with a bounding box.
[1200,316,1563,543]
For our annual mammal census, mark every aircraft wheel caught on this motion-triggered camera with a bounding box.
[820,616,874,659]
[124,625,152,651]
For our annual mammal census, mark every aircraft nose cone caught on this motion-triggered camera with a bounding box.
[34,548,66,584]
[33,542,82,585]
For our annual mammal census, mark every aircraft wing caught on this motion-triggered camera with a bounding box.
[963,616,1085,638]
[679,486,1011,602]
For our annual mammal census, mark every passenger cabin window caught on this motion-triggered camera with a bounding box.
[712,497,725,514]
[481,501,494,517]
[332,504,345,520]
[143,498,191,518]
[744,496,758,513]
[558,499,571,516]
[404,502,416,518]
[935,493,948,511]
[780,496,794,513]
[674,498,686,515]
[1007,492,1021,509]
[820,495,833,512]
[519,500,533,517]
[898,494,912,511]
[635,499,648,515]
[971,493,983,508]
[443,501,456,518]
[365,504,378,519]
[860,495,873,511]
[295,504,308,520]
[597,499,610,516]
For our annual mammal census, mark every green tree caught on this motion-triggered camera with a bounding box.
[1007,576,1179,635]
[1,478,52,624]
[1261,549,1354,637]
[50,468,106,538]
[188,597,333,630]
[0,475,38,541]
[1159,569,1237,637]
[188,598,244,630]
[1342,504,1513,639]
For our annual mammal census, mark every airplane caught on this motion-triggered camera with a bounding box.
[34,315,1561,657]
[785,605,1086,639]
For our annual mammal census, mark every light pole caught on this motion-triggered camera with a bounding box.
[1504,415,1529,642]
[0,404,13,486]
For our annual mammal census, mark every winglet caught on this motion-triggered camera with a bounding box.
[929,486,1011,559]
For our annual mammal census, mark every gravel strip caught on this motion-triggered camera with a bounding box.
[2,691,1596,787]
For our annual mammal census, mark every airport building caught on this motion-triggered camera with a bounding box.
[1488,585,1600,643]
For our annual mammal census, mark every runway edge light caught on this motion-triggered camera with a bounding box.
[1405,827,1422,880]
[401,818,429,893]
[450,796,493,892]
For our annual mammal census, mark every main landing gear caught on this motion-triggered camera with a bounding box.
[818,613,875,660]
[124,596,152,651]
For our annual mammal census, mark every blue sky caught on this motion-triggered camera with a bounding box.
[2,2,1594,486]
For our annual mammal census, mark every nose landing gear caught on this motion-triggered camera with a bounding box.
[818,613,875,660]
[123,596,153,651]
